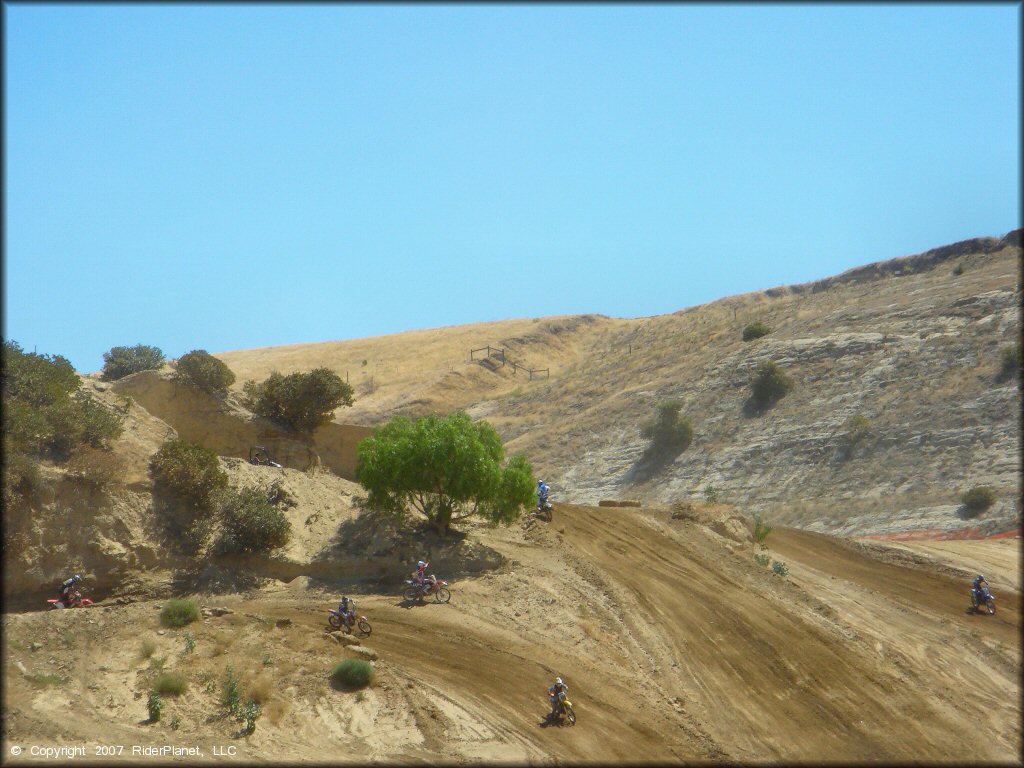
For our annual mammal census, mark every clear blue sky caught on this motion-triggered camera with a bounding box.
[5,3,1020,373]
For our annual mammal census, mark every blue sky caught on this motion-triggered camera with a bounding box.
[5,3,1020,373]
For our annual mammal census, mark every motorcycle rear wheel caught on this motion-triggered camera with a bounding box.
[357,619,372,636]
[328,613,343,630]
[404,587,423,601]
[434,588,451,604]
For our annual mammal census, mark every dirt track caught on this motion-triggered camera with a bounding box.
[3,504,1020,763]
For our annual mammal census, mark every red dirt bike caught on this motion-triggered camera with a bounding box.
[404,578,451,603]
[48,591,93,609]
[327,609,372,636]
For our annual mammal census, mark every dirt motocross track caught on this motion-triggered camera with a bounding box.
[3,502,1019,763]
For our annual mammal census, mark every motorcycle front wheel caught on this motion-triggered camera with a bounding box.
[357,619,372,636]
[986,600,996,615]
[565,706,576,726]
[434,588,451,604]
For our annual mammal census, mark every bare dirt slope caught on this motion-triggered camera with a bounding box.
[4,504,1019,763]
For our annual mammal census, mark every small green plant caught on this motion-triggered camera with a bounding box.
[240,698,262,734]
[640,400,694,455]
[838,414,872,460]
[751,512,773,549]
[28,672,68,688]
[952,262,964,276]
[770,560,789,577]
[152,672,188,696]
[147,691,162,723]
[754,552,771,567]
[198,671,217,694]
[170,716,181,731]
[101,344,165,382]
[149,655,168,673]
[703,485,719,504]
[742,321,772,341]
[182,632,196,655]
[331,658,375,689]
[173,350,236,395]
[355,691,366,702]
[262,652,274,667]
[160,599,199,628]
[139,637,157,659]
[221,666,241,717]
[961,486,997,517]
[748,360,792,413]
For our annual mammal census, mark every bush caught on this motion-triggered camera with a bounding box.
[160,599,199,628]
[241,698,262,734]
[331,658,375,689]
[174,350,236,395]
[147,691,162,723]
[149,440,228,510]
[216,486,291,554]
[961,486,996,517]
[101,344,165,382]
[153,672,188,696]
[952,262,964,276]
[640,400,694,455]
[703,485,718,504]
[742,321,772,341]
[997,343,1021,382]
[749,361,792,412]
[221,666,241,716]
[770,560,789,577]
[66,446,126,490]
[242,368,354,434]
[838,414,872,460]
[754,552,771,567]
[751,512,772,549]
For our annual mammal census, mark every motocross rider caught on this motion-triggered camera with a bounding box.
[338,595,356,629]
[548,677,568,718]
[972,574,989,607]
[537,480,550,510]
[415,561,432,593]
[59,574,82,607]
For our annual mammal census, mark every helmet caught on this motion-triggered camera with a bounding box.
[342,596,348,602]
[555,677,562,685]
[538,480,545,487]
[418,561,426,568]
[978,575,985,581]
[73,574,82,582]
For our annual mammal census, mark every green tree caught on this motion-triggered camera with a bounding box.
[640,400,694,455]
[216,486,291,554]
[149,439,228,550]
[100,344,165,381]
[173,350,236,394]
[243,368,354,433]
[356,411,535,535]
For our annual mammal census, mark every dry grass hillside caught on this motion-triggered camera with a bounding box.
[3,230,1021,764]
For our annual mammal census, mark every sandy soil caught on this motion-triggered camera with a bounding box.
[4,504,1019,764]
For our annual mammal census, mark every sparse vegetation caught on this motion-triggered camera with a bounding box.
[952,262,964,276]
[139,638,157,659]
[754,552,771,567]
[997,343,1021,382]
[742,321,772,341]
[216,486,291,554]
[221,666,242,717]
[838,414,873,460]
[182,632,196,655]
[704,485,719,504]
[173,350,236,395]
[242,368,354,434]
[65,446,126,490]
[152,672,188,696]
[28,672,68,688]
[356,411,535,535]
[241,698,262,734]
[770,560,789,577]
[101,344,165,382]
[147,691,163,723]
[640,400,694,456]
[748,360,793,413]
[160,599,199,628]
[751,512,773,549]
[331,658,375,689]
[961,486,997,517]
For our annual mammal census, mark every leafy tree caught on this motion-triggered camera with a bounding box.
[742,321,772,341]
[748,360,792,413]
[356,411,535,535]
[149,439,228,550]
[243,368,354,433]
[640,400,694,455]
[216,486,291,554]
[100,344,165,381]
[174,350,236,395]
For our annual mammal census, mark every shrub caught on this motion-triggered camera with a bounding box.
[147,691,162,722]
[101,344,165,382]
[182,632,196,655]
[153,672,188,696]
[703,485,718,504]
[640,400,694,455]
[174,350,236,395]
[241,698,262,734]
[242,368,354,434]
[66,446,126,490]
[216,486,291,554]
[754,552,771,567]
[160,599,199,628]
[997,343,1021,382]
[742,321,772,341]
[749,360,792,412]
[139,638,157,659]
[952,262,964,276]
[838,414,872,460]
[331,658,375,689]
[751,512,772,549]
[961,486,996,517]
[221,666,241,716]
[149,440,228,510]
[770,560,789,577]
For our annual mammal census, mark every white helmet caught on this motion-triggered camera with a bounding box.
[418,561,426,568]
[555,677,562,685]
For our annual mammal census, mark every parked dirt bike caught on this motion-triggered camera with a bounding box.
[404,578,451,603]
[547,690,576,726]
[327,609,371,635]
[48,592,93,609]
[966,586,996,615]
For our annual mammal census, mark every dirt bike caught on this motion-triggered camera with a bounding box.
[966,586,996,615]
[404,578,451,603]
[327,609,371,635]
[546,690,576,726]
[48,592,93,609]
[536,497,553,521]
